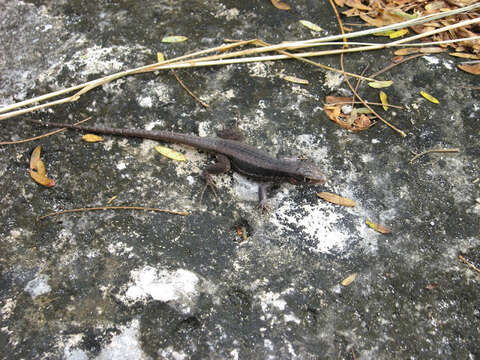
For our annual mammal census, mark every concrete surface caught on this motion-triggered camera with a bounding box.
[1,1,479,359]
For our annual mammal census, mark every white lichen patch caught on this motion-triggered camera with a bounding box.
[96,319,145,360]
[24,274,51,298]
[123,266,201,314]
[324,71,344,90]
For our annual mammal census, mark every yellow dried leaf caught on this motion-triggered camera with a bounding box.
[368,80,393,89]
[420,91,439,104]
[157,52,165,62]
[271,0,290,10]
[389,28,409,39]
[449,53,480,60]
[282,75,309,85]
[356,107,373,114]
[30,145,55,188]
[458,63,480,75]
[154,145,186,161]
[373,30,394,37]
[299,20,322,32]
[341,273,357,286]
[82,134,104,143]
[161,36,187,43]
[317,192,356,207]
[366,220,392,234]
[379,91,388,111]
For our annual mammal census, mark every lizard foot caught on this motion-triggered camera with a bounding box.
[257,199,271,214]
[199,173,218,203]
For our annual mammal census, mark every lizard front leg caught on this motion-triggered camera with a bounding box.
[199,154,231,201]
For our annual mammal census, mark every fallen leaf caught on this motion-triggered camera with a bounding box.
[389,28,409,39]
[161,36,188,43]
[271,0,290,10]
[368,80,393,88]
[341,273,358,286]
[30,145,55,187]
[392,55,404,63]
[449,53,480,60]
[324,102,373,132]
[458,63,480,75]
[317,192,356,207]
[82,134,104,143]
[357,107,373,114]
[366,219,392,234]
[282,75,309,85]
[394,48,421,56]
[157,52,165,62]
[325,96,354,104]
[154,145,186,161]
[420,91,439,104]
[379,91,388,111]
[299,20,322,32]
[419,47,446,54]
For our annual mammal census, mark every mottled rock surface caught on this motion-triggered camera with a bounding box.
[1,1,479,359]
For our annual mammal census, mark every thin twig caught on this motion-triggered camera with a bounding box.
[38,206,190,220]
[253,39,375,82]
[326,101,402,109]
[370,54,424,79]
[458,255,480,274]
[0,116,92,145]
[171,70,209,108]
[409,148,460,163]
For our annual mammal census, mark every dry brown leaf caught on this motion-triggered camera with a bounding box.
[271,0,290,10]
[449,53,480,59]
[30,145,55,187]
[366,219,392,234]
[324,102,373,132]
[394,48,421,56]
[325,96,354,104]
[334,0,345,6]
[317,192,356,207]
[419,47,446,54]
[458,63,480,75]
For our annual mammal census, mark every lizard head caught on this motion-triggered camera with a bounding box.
[291,162,327,185]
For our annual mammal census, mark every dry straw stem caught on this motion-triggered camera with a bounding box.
[38,206,190,220]
[0,116,92,145]
[409,148,460,163]
[1,4,478,120]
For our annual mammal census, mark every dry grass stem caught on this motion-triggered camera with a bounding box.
[0,116,92,145]
[1,4,478,121]
[409,148,460,163]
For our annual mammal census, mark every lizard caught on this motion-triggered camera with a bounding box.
[25,119,327,205]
